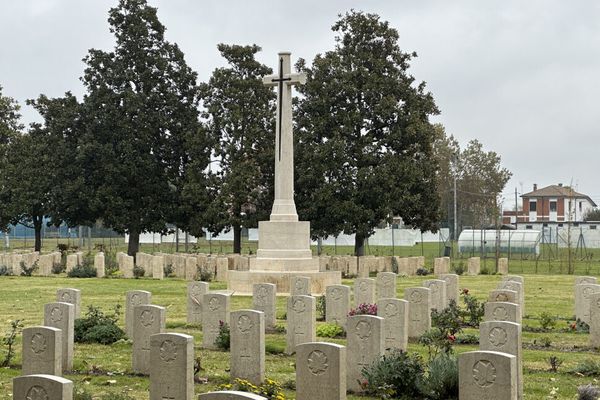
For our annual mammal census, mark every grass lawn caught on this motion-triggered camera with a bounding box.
[0,273,599,399]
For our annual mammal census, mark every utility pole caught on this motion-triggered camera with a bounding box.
[514,187,518,229]
[453,153,458,241]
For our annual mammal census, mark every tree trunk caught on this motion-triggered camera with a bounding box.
[33,216,43,252]
[233,224,242,254]
[354,233,366,257]
[127,229,140,257]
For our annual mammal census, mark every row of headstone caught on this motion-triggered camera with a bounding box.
[319,255,425,276]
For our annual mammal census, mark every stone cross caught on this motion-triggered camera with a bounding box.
[262,52,306,221]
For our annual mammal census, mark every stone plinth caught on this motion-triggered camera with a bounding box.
[227,269,340,295]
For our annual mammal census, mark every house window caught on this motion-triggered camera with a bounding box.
[579,201,583,212]
[558,223,563,227]
[550,201,557,212]
[591,225,597,230]
[526,225,533,229]
[543,223,548,227]
[529,201,537,212]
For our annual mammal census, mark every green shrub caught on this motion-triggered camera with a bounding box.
[539,311,557,331]
[461,289,484,327]
[316,323,344,338]
[215,321,230,350]
[416,268,430,276]
[68,264,97,278]
[0,265,12,276]
[133,265,145,278]
[51,262,65,274]
[222,378,286,400]
[20,261,38,276]
[99,393,135,400]
[547,355,563,372]
[272,323,286,333]
[316,295,326,321]
[391,257,399,273]
[361,349,425,398]
[571,359,600,376]
[454,333,479,345]
[74,305,124,344]
[105,252,119,276]
[164,264,174,278]
[578,384,600,400]
[451,262,465,275]
[419,353,459,400]
[197,267,212,282]
[1,319,23,367]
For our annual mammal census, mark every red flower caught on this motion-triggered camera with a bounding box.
[461,288,469,295]
[447,334,456,342]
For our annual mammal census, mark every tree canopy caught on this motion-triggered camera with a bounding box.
[295,10,441,255]
[197,44,275,253]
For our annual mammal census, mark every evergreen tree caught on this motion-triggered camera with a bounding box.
[78,0,208,255]
[295,11,440,255]
[198,44,275,253]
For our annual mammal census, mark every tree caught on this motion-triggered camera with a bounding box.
[78,0,208,255]
[433,127,512,233]
[295,11,441,256]
[198,44,275,253]
[584,209,600,222]
[0,85,24,231]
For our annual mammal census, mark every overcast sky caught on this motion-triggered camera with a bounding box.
[1,0,599,209]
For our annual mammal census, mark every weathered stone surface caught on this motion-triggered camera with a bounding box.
[296,342,346,400]
[434,257,450,275]
[423,279,447,311]
[13,374,73,400]
[43,302,74,372]
[498,258,509,274]
[354,278,376,306]
[576,276,598,285]
[65,254,78,273]
[121,254,134,278]
[202,293,231,349]
[467,257,480,275]
[484,302,521,325]
[252,283,276,329]
[377,298,408,352]
[187,281,209,324]
[346,315,384,393]
[458,350,517,400]
[230,310,265,385]
[215,257,229,281]
[132,305,166,375]
[94,252,105,278]
[326,285,350,329]
[152,255,165,279]
[199,392,267,399]
[575,284,600,324]
[290,276,311,296]
[404,287,432,338]
[488,289,518,304]
[590,292,600,348]
[56,288,81,319]
[285,295,316,355]
[185,257,197,280]
[376,272,397,300]
[126,290,152,338]
[480,321,523,399]
[149,333,194,400]
[439,273,459,305]
[498,278,524,317]
[22,326,62,376]
[38,255,53,276]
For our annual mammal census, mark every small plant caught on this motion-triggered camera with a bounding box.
[391,256,399,273]
[20,261,38,276]
[133,265,145,278]
[578,383,600,400]
[67,264,97,278]
[539,311,557,331]
[348,303,377,316]
[419,353,459,400]
[105,252,119,276]
[316,323,345,338]
[73,388,93,400]
[480,265,491,275]
[164,264,174,278]
[56,243,69,254]
[215,321,230,350]
[454,333,479,345]
[197,267,212,282]
[361,349,425,399]
[0,265,12,276]
[51,262,65,274]
[316,295,326,321]
[99,393,136,400]
[460,288,484,327]
[1,319,23,367]
[569,319,590,333]
[193,356,203,382]
[221,378,286,400]
[451,262,465,275]
[416,267,430,276]
[571,359,600,377]
[272,323,286,333]
[533,337,552,348]
[547,355,563,372]
[74,305,124,345]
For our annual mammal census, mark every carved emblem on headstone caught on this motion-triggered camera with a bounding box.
[583,287,594,299]
[384,303,399,317]
[488,327,508,347]
[359,281,368,292]
[495,293,509,302]
[208,297,220,311]
[140,310,154,327]
[330,287,342,300]
[492,306,508,321]
[293,299,306,313]
[472,360,496,387]
[50,307,63,323]
[61,292,72,302]
[356,320,372,340]
[409,290,423,303]
[31,333,47,354]
[307,350,329,375]
[256,286,268,305]
[26,386,48,400]
[159,340,177,362]
[237,314,254,333]
[131,293,141,305]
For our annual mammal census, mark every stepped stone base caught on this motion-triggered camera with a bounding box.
[227,270,341,295]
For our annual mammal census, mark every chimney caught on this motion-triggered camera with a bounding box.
[533,183,537,191]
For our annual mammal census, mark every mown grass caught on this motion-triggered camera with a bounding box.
[0,274,599,399]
